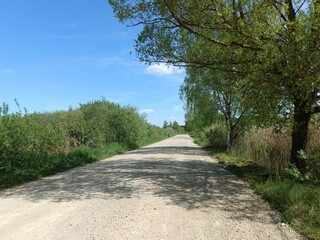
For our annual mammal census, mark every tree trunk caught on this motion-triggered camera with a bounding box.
[226,122,231,150]
[290,101,311,173]
[226,121,235,151]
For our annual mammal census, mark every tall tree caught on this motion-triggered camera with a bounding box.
[108,0,320,173]
[181,67,251,149]
[180,70,221,132]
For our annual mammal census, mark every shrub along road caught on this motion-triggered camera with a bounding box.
[0,135,302,240]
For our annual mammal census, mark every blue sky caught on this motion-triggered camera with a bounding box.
[0,0,185,126]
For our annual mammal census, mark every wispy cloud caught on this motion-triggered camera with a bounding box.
[145,63,184,76]
[0,68,14,74]
[139,109,154,114]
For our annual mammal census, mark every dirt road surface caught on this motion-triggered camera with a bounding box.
[0,135,302,240]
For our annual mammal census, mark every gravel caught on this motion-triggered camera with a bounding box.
[0,135,303,240]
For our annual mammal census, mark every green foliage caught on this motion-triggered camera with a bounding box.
[212,150,320,240]
[0,145,122,189]
[109,0,320,172]
[78,99,148,147]
[286,151,320,184]
[286,163,312,183]
[180,69,222,132]
[196,123,227,150]
[255,180,320,240]
[162,120,185,133]
[205,124,227,150]
[0,99,177,189]
[181,67,253,149]
[138,124,176,146]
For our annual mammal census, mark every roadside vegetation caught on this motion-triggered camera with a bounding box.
[192,124,320,240]
[107,1,320,239]
[0,99,177,190]
[181,72,320,238]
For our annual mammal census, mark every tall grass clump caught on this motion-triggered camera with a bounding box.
[231,127,291,176]
[0,99,176,189]
[190,116,320,239]
[199,124,320,239]
[307,123,320,155]
[230,124,320,178]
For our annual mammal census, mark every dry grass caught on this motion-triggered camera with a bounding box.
[232,127,289,176]
[307,124,320,155]
[232,124,320,177]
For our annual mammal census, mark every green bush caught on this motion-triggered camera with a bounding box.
[79,99,148,147]
[204,124,227,150]
[0,99,177,189]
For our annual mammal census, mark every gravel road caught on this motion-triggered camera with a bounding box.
[0,135,302,240]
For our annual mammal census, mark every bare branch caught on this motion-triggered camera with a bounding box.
[295,0,307,14]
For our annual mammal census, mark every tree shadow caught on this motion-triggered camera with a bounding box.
[0,145,279,224]
[127,146,208,156]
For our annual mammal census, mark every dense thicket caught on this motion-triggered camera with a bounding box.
[0,99,175,188]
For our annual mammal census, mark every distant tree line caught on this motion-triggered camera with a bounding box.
[163,120,185,133]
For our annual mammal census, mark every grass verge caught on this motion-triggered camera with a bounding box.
[208,148,320,240]
[0,135,171,191]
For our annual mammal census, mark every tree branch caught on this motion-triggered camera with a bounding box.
[163,0,263,51]
[295,0,307,14]
[313,106,320,114]
[285,0,296,21]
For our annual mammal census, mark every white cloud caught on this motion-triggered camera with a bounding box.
[145,63,184,76]
[139,109,154,114]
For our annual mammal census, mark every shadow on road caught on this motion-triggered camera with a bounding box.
[127,146,208,156]
[0,144,276,224]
